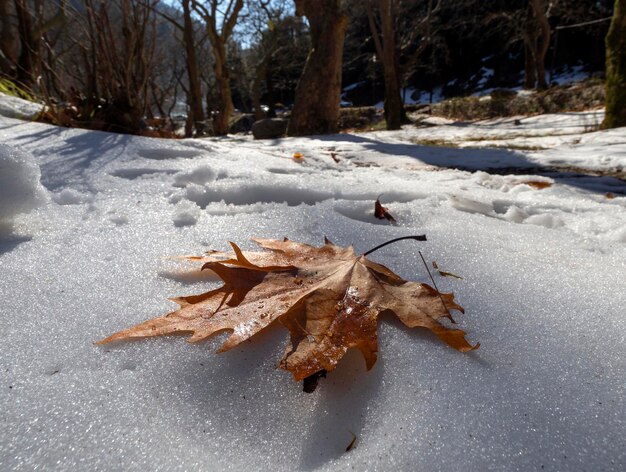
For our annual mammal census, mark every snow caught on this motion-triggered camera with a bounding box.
[51,188,93,205]
[1,93,625,472]
[0,91,43,120]
[342,81,365,92]
[0,144,48,238]
[375,87,444,108]
[551,64,589,86]
[475,67,495,89]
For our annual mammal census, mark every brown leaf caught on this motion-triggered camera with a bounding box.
[605,192,615,199]
[521,180,552,190]
[374,197,396,222]
[432,261,463,279]
[98,238,477,384]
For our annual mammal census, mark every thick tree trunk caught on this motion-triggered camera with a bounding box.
[182,0,206,135]
[287,0,347,136]
[602,0,626,129]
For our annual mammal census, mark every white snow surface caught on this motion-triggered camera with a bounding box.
[1,105,625,472]
[0,91,43,120]
[0,143,48,238]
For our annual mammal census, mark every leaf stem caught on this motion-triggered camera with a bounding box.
[362,236,452,318]
[362,235,427,256]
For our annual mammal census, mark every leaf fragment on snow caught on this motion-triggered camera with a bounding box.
[374,196,396,222]
[521,180,552,190]
[432,261,463,279]
[345,431,357,452]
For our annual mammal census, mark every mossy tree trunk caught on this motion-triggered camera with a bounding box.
[287,0,348,136]
[602,0,626,129]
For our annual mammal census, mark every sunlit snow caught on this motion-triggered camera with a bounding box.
[1,94,625,471]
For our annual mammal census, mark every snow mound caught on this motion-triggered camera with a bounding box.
[51,188,93,205]
[173,165,217,187]
[0,91,43,120]
[0,143,48,238]
[172,201,201,227]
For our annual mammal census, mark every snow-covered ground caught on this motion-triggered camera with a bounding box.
[1,94,625,471]
[0,91,42,121]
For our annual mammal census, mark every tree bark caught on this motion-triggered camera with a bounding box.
[602,0,626,129]
[192,0,243,136]
[212,46,234,135]
[523,4,537,89]
[524,0,550,90]
[287,0,348,136]
[0,0,17,77]
[529,0,550,90]
[367,0,407,130]
[182,0,206,135]
[14,0,40,89]
[252,58,267,121]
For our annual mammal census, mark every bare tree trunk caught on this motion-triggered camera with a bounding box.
[14,0,40,89]
[192,0,243,136]
[602,0,626,129]
[212,42,234,135]
[182,0,206,135]
[523,3,537,90]
[0,0,17,77]
[287,0,348,136]
[367,0,406,130]
[524,0,550,90]
[529,0,550,90]
[266,64,276,117]
[252,59,267,121]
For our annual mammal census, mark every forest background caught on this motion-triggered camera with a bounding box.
[0,0,620,137]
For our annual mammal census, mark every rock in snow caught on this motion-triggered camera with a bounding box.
[252,118,288,139]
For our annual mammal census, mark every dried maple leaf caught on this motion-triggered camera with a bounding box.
[374,196,396,222]
[98,238,477,384]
